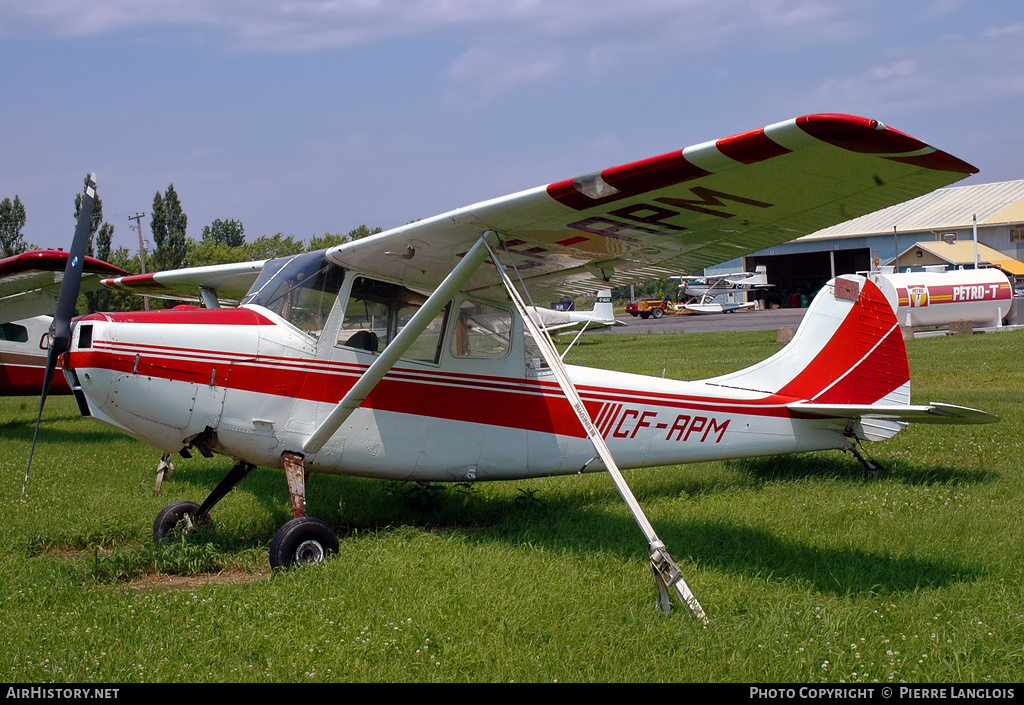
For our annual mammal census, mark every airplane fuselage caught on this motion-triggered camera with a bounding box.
[64,261,857,483]
[0,315,70,396]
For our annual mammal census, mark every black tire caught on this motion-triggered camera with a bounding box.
[652,307,664,318]
[269,517,338,570]
[640,312,650,319]
[153,500,212,543]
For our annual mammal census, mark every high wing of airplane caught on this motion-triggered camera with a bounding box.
[0,250,127,395]
[28,115,996,621]
[526,290,623,336]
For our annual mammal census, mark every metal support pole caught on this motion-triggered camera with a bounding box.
[485,240,707,622]
[302,232,498,454]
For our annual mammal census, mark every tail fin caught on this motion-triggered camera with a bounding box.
[593,289,614,322]
[709,275,910,406]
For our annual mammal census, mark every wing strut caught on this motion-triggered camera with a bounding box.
[302,231,499,455]
[484,240,707,622]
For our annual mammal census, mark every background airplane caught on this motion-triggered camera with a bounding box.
[0,250,127,395]
[673,265,772,314]
[674,265,772,299]
[526,289,623,336]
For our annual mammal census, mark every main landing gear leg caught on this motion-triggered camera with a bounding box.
[152,458,255,542]
[154,452,174,495]
[269,452,338,571]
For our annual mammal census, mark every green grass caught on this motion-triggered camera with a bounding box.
[1,329,1023,682]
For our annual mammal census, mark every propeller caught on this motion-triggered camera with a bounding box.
[23,174,97,494]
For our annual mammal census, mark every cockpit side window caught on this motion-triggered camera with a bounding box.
[0,322,28,343]
[338,277,447,363]
[241,251,345,339]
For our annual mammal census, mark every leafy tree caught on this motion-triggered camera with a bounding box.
[151,184,188,272]
[201,218,245,247]
[245,233,306,260]
[0,195,27,257]
[186,236,254,268]
[305,225,381,251]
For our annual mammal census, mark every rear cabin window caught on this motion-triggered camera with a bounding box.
[450,300,512,359]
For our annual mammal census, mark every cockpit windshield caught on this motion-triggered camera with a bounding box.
[241,250,345,339]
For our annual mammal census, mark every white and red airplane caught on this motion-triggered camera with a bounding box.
[675,264,772,298]
[673,265,772,314]
[24,114,999,620]
[0,250,126,395]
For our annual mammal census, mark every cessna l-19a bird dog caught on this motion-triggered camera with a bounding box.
[27,114,998,621]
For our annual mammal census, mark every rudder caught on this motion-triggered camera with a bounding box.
[707,275,910,406]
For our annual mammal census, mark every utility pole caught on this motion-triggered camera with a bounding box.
[129,212,150,310]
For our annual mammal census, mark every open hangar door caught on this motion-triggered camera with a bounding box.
[745,248,870,308]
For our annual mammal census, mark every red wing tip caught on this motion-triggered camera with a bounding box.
[0,250,129,277]
[796,113,978,173]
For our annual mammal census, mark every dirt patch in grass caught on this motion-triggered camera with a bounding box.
[129,568,271,592]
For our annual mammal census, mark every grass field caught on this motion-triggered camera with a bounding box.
[1,327,1022,683]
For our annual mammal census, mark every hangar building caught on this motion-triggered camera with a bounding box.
[710,179,1024,308]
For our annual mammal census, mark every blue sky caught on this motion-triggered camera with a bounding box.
[3,1,1023,253]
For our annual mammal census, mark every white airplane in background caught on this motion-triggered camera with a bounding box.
[672,266,772,314]
[675,265,772,300]
[526,290,623,338]
[20,114,998,621]
[0,251,126,395]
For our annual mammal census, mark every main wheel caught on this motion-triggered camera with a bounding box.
[269,517,338,570]
[153,500,212,543]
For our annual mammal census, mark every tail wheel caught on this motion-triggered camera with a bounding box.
[153,500,212,543]
[269,517,338,570]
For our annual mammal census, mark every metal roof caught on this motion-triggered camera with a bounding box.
[800,179,1024,241]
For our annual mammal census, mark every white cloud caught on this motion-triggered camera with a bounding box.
[0,0,873,52]
[443,45,563,106]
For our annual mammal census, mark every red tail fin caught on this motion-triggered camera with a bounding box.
[707,276,910,405]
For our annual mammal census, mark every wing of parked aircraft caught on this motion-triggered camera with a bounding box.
[326,114,974,302]
[100,260,267,308]
[0,250,127,324]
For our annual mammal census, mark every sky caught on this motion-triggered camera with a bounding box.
[2,0,1024,254]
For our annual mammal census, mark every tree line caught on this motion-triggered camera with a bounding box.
[1,178,380,313]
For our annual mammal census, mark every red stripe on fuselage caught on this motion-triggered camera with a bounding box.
[70,330,810,441]
[81,307,274,326]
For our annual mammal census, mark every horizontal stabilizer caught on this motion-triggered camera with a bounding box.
[788,401,998,425]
